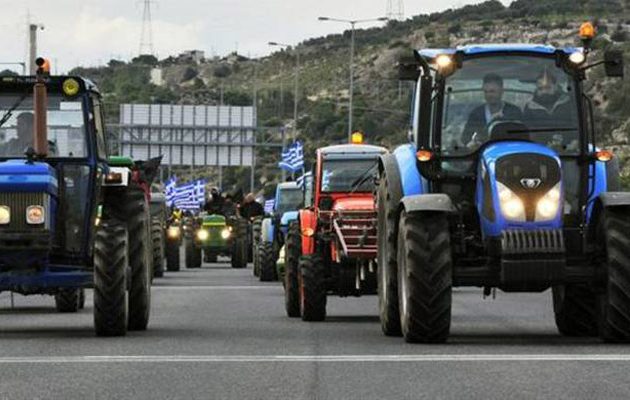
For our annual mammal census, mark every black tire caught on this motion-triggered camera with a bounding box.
[552,284,598,336]
[78,288,85,309]
[598,208,630,342]
[93,220,128,337]
[231,219,248,269]
[285,222,301,317]
[397,211,452,343]
[55,289,80,313]
[151,219,165,278]
[205,252,218,263]
[185,238,202,269]
[299,254,327,321]
[252,218,262,277]
[376,156,403,336]
[259,242,276,282]
[165,239,180,272]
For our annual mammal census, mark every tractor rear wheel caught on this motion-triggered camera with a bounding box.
[185,238,202,269]
[151,219,165,278]
[553,284,598,336]
[259,242,277,282]
[165,239,180,271]
[398,211,452,343]
[376,157,403,336]
[93,220,128,337]
[285,222,301,317]
[231,219,248,269]
[252,218,262,277]
[55,289,81,313]
[299,254,327,321]
[598,208,630,342]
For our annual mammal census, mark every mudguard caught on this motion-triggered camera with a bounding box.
[401,194,455,213]
[299,209,317,255]
[260,218,273,243]
[589,192,630,237]
[392,144,426,197]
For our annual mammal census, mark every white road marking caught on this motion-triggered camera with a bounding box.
[151,285,278,290]
[1,354,630,363]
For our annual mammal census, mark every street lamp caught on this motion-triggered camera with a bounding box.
[318,16,388,141]
[268,41,300,143]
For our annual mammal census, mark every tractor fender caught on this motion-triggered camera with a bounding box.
[400,194,455,214]
[299,209,317,255]
[260,218,274,243]
[589,192,630,237]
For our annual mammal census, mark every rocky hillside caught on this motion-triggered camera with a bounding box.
[70,0,630,190]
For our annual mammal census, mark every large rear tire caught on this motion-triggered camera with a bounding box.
[299,254,327,321]
[553,284,598,336]
[165,239,180,272]
[93,220,128,337]
[285,222,301,317]
[185,238,202,269]
[598,208,630,342]
[231,219,248,269]
[55,289,81,313]
[151,219,165,278]
[376,156,403,336]
[259,242,277,282]
[398,211,452,343]
[252,218,262,277]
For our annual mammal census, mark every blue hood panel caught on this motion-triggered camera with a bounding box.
[280,211,298,226]
[0,160,58,195]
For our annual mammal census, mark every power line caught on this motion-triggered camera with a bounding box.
[139,0,156,56]
[386,0,404,21]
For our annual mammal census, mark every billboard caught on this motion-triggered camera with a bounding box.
[118,104,256,167]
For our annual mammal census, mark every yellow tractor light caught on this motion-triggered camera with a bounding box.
[62,78,80,96]
[351,131,364,144]
[579,22,596,40]
[416,149,433,162]
[302,227,315,237]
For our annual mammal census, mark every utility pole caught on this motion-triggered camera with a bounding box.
[28,23,44,74]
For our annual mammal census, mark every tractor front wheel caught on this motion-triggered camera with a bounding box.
[165,239,180,272]
[285,222,301,317]
[552,284,598,336]
[231,219,248,269]
[259,242,277,282]
[55,289,81,313]
[299,254,327,321]
[598,208,630,342]
[398,211,452,343]
[151,219,165,278]
[185,238,202,269]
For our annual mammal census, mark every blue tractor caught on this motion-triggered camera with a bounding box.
[256,181,304,281]
[0,59,153,336]
[377,27,630,343]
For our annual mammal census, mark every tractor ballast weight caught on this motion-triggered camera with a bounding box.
[378,39,630,343]
[286,143,387,321]
[0,61,154,336]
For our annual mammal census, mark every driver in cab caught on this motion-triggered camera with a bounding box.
[462,73,522,149]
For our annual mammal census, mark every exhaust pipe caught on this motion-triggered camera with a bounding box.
[33,57,49,158]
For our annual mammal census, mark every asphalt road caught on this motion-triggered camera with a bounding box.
[1,258,630,400]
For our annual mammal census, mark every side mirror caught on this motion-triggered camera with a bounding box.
[604,50,624,78]
[398,56,420,81]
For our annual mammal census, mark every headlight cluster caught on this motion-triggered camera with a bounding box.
[0,205,46,225]
[167,226,181,239]
[497,182,561,222]
[221,228,231,239]
[196,229,209,241]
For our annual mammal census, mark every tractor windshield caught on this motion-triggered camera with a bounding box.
[440,55,579,156]
[321,157,378,193]
[0,94,87,158]
[277,188,303,214]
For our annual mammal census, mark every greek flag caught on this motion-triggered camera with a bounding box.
[278,141,304,172]
[264,199,275,214]
[170,179,206,211]
[296,171,312,189]
[194,180,206,205]
[165,176,177,207]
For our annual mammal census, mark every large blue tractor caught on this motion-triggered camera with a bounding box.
[256,181,304,281]
[0,59,153,336]
[377,28,630,343]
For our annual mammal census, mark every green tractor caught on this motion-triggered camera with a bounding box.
[184,212,248,269]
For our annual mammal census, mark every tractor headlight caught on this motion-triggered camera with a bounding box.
[536,183,561,221]
[497,182,526,221]
[221,228,230,239]
[26,205,45,225]
[0,206,10,224]
[568,51,586,65]
[196,229,209,241]
[167,226,181,239]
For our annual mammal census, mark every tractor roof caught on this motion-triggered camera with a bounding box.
[277,181,301,190]
[0,75,100,95]
[418,44,580,60]
[319,144,387,157]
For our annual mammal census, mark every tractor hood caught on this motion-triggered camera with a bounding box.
[202,214,227,227]
[332,197,375,212]
[476,141,563,238]
[0,160,58,196]
[280,211,298,227]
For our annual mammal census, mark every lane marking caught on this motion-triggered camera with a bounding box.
[151,285,279,290]
[1,354,630,363]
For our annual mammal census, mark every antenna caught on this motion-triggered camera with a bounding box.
[139,0,156,56]
[386,0,404,21]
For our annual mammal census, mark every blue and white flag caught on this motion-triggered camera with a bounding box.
[194,180,206,205]
[296,171,312,189]
[278,141,304,172]
[264,199,275,214]
[165,176,177,207]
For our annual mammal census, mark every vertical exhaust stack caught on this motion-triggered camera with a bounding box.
[33,57,49,158]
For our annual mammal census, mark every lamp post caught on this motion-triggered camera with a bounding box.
[318,16,387,141]
[268,42,300,142]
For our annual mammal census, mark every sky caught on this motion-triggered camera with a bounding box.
[0,0,512,74]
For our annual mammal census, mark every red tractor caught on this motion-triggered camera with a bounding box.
[284,140,387,321]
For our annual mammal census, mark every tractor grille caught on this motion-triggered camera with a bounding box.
[332,210,377,259]
[501,229,565,255]
[0,192,48,231]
